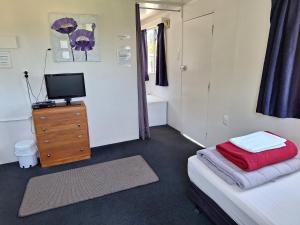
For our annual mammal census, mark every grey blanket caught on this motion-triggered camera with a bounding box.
[197,147,300,190]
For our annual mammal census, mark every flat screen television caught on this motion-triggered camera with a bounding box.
[45,73,86,105]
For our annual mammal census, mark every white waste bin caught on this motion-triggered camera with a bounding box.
[14,140,38,168]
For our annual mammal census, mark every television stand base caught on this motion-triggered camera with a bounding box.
[55,101,82,107]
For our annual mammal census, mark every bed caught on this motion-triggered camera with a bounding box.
[188,155,300,225]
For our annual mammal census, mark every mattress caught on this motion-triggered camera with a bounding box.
[188,156,300,225]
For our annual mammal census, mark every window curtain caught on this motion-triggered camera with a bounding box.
[256,0,300,119]
[141,29,149,81]
[156,23,168,86]
[135,4,150,140]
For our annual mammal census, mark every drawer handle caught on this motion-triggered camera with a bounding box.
[75,112,81,116]
[78,135,83,139]
[44,140,49,144]
[47,154,51,158]
[40,116,47,120]
[80,148,84,152]
[42,128,47,132]
[77,124,81,128]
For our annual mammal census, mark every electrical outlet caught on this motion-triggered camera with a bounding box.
[24,71,29,78]
[223,115,229,126]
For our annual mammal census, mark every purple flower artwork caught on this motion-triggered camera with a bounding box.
[50,14,99,62]
[51,17,78,34]
[70,24,96,61]
[51,17,78,61]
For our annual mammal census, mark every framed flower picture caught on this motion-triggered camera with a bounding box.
[49,13,101,62]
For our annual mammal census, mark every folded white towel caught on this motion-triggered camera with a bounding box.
[229,131,286,153]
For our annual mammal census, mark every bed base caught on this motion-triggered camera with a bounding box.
[188,181,238,225]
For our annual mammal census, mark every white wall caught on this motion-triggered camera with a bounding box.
[184,0,300,147]
[0,0,139,164]
[223,0,300,146]
[204,0,239,145]
[142,12,183,131]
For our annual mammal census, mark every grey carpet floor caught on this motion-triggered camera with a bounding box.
[0,126,213,225]
[19,155,159,217]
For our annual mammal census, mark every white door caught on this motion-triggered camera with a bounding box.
[182,14,213,146]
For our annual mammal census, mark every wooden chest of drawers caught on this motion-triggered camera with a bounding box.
[32,101,91,168]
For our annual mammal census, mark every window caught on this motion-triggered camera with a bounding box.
[147,28,157,74]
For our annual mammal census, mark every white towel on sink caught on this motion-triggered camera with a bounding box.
[229,131,286,153]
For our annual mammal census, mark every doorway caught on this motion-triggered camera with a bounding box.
[181,14,214,146]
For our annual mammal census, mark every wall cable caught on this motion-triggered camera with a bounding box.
[24,48,51,104]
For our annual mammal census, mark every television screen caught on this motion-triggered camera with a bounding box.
[45,73,86,100]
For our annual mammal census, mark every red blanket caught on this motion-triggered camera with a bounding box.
[216,140,298,171]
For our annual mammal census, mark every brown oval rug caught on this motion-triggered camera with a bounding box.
[19,155,159,217]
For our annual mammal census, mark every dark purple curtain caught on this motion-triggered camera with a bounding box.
[156,23,168,86]
[257,0,300,118]
[141,29,149,81]
[135,4,150,140]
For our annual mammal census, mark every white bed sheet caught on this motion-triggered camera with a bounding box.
[188,155,300,225]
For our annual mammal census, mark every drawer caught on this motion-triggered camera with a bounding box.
[39,143,91,167]
[33,108,85,125]
[36,128,89,145]
[37,138,90,153]
[35,120,87,135]
[39,141,90,158]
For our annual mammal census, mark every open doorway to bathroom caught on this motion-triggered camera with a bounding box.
[138,2,182,128]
